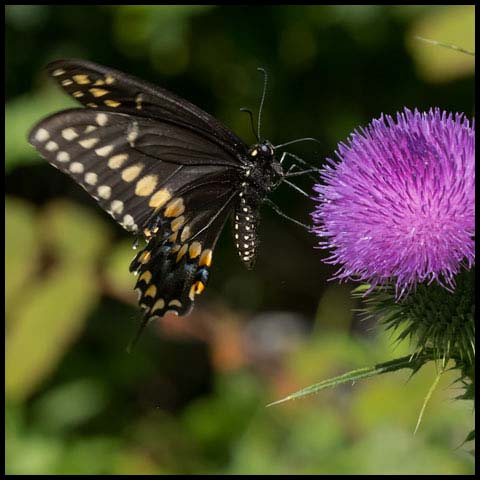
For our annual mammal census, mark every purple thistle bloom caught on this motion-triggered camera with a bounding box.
[312,107,475,297]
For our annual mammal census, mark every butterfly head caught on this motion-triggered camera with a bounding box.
[248,140,275,161]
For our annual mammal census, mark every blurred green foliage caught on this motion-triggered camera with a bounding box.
[5,5,474,475]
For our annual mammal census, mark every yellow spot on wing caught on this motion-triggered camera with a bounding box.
[171,216,185,232]
[46,141,59,151]
[122,214,135,228]
[61,79,73,86]
[149,189,172,209]
[145,285,157,297]
[84,172,98,185]
[89,87,109,97]
[108,153,128,169]
[105,75,115,85]
[164,198,185,217]
[95,145,114,157]
[121,164,144,182]
[189,281,205,300]
[105,99,121,107]
[127,122,139,146]
[35,128,50,142]
[52,68,65,76]
[95,113,108,126]
[176,244,188,263]
[61,128,78,140]
[79,137,100,149]
[180,225,191,242]
[110,200,124,214]
[69,162,84,173]
[189,241,202,259]
[57,151,70,163]
[139,251,151,264]
[199,249,212,267]
[97,185,111,199]
[197,282,205,294]
[73,91,84,98]
[135,175,158,196]
[152,298,165,312]
[139,270,152,284]
[73,74,90,84]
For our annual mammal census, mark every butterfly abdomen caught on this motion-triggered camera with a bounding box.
[234,192,260,270]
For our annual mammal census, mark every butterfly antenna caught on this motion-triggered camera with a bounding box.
[126,312,151,354]
[240,107,260,142]
[257,67,268,140]
[275,137,322,149]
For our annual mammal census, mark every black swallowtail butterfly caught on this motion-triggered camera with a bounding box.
[29,59,314,324]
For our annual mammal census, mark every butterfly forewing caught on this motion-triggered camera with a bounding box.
[47,59,247,160]
[29,108,241,234]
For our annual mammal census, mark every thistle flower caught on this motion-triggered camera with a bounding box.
[312,108,475,297]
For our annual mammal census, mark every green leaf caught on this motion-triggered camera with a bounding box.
[5,267,100,402]
[6,199,111,401]
[267,354,430,407]
[5,198,39,320]
[40,200,111,264]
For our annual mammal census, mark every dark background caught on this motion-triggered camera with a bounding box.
[5,5,475,475]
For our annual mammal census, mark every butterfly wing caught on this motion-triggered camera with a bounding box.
[46,59,246,160]
[29,60,249,317]
[130,184,237,317]
[29,108,242,234]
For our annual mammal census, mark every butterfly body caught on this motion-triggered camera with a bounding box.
[28,60,289,320]
[233,140,283,269]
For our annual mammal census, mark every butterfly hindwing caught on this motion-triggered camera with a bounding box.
[130,187,237,316]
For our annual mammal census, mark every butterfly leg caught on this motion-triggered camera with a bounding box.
[282,151,319,169]
[265,198,311,231]
[280,157,315,178]
[285,168,320,178]
[281,178,311,198]
[282,152,321,178]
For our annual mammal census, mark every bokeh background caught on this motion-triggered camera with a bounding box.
[5,5,475,475]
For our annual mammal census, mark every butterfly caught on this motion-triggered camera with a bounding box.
[28,59,316,325]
